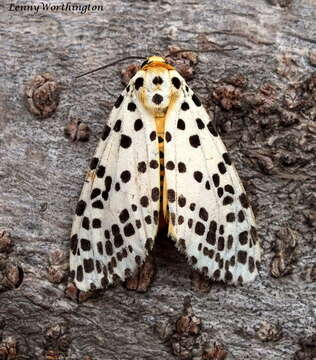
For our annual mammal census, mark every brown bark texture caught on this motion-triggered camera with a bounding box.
[0,0,315,359]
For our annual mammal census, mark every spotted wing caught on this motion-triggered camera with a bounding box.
[164,75,260,284]
[70,82,160,291]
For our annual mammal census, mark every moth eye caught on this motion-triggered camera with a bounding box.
[141,60,149,67]
[152,94,163,105]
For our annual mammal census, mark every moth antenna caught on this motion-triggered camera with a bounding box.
[165,47,238,57]
[75,55,147,79]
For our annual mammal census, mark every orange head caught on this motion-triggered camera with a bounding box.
[141,56,174,71]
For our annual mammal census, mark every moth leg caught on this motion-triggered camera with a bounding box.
[190,269,211,294]
[125,254,155,292]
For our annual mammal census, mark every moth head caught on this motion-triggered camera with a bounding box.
[141,56,165,67]
[141,56,174,70]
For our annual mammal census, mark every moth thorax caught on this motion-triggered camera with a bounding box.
[139,87,171,115]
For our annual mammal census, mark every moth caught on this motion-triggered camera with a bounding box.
[69,56,261,291]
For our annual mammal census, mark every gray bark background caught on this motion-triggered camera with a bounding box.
[0,0,315,359]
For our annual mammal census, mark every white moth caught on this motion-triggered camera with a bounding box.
[70,56,261,291]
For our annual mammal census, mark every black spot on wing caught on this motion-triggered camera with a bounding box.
[178,162,186,173]
[239,231,248,245]
[217,236,225,251]
[223,152,232,165]
[76,200,86,216]
[150,160,159,169]
[172,77,181,89]
[166,161,175,170]
[177,119,185,130]
[92,200,104,209]
[96,165,105,178]
[114,95,124,108]
[227,235,234,249]
[111,224,120,235]
[196,118,205,129]
[138,161,147,173]
[92,219,101,228]
[105,176,112,191]
[113,120,122,132]
[82,217,90,230]
[189,135,201,148]
[114,234,124,248]
[223,196,234,205]
[226,213,235,222]
[248,256,255,273]
[102,191,109,201]
[165,131,172,142]
[181,102,190,111]
[81,238,91,251]
[207,121,218,137]
[102,125,111,141]
[218,162,226,174]
[224,185,235,194]
[192,93,201,106]
[119,209,129,223]
[150,131,156,141]
[140,196,149,207]
[124,223,135,237]
[212,174,220,187]
[151,187,159,201]
[178,195,186,207]
[193,171,203,183]
[90,157,99,170]
[135,77,144,90]
[121,170,131,183]
[145,215,152,224]
[76,265,83,281]
[127,102,136,112]
[105,240,113,255]
[238,210,245,222]
[91,188,101,199]
[120,135,132,148]
[239,193,250,208]
[195,222,205,236]
[217,187,223,198]
[167,189,176,202]
[199,207,209,222]
[134,119,143,131]
[237,250,247,264]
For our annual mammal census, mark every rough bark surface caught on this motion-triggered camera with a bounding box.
[0,0,315,359]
